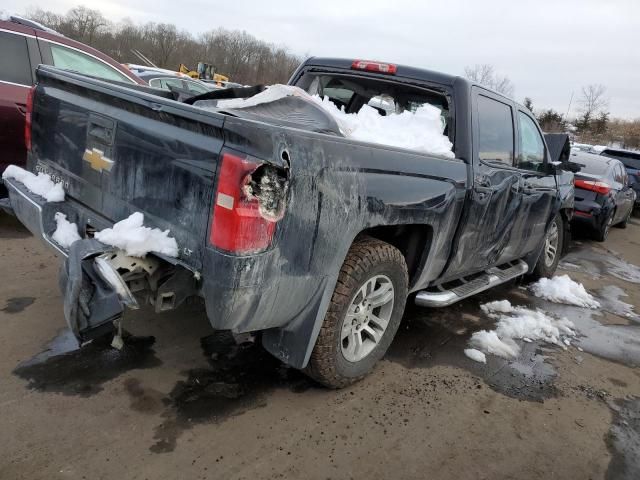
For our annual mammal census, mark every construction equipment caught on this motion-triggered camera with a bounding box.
[179,63,229,85]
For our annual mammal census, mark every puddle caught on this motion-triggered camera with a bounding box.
[387,289,559,403]
[562,247,640,284]
[531,301,640,368]
[150,331,313,454]
[598,285,640,323]
[1,297,35,313]
[606,397,640,480]
[14,330,161,397]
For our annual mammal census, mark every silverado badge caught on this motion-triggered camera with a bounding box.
[83,148,114,172]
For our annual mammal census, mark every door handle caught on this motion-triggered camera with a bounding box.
[88,122,114,144]
[16,104,27,116]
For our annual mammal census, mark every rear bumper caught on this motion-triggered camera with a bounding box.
[4,178,68,256]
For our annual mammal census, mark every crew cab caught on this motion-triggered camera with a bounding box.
[3,58,573,387]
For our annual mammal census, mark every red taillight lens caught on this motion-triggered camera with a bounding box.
[209,152,277,254]
[574,179,611,195]
[24,85,36,151]
[351,60,397,75]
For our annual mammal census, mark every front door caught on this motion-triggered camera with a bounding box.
[511,109,558,257]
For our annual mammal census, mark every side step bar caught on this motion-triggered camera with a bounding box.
[415,260,528,308]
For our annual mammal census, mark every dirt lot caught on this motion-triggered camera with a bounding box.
[1,212,639,480]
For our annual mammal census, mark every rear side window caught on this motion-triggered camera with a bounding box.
[49,43,133,83]
[517,111,545,171]
[0,32,32,86]
[477,95,514,165]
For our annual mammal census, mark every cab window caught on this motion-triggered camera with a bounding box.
[477,95,514,165]
[517,111,545,171]
[49,43,133,83]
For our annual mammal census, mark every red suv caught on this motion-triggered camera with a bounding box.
[0,15,144,194]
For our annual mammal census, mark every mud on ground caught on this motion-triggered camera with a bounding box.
[1,211,639,480]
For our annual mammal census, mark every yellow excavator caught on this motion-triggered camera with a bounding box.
[179,63,229,85]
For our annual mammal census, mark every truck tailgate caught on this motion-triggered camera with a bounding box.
[29,66,227,270]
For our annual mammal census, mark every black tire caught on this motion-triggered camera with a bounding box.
[594,210,614,242]
[305,237,408,388]
[530,214,564,280]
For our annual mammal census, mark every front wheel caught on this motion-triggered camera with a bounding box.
[305,237,408,388]
[530,214,564,279]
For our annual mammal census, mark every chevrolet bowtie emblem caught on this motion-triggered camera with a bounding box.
[83,148,114,172]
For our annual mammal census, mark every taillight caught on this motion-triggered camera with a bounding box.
[24,85,36,151]
[209,152,278,254]
[351,60,397,75]
[574,179,611,195]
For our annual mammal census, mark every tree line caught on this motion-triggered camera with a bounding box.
[25,6,302,85]
[465,64,639,150]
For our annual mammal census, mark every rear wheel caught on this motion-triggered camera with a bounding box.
[530,214,563,279]
[594,210,614,241]
[305,237,408,388]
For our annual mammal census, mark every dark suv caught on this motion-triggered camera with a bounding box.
[0,15,144,194]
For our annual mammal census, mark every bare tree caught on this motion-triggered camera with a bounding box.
[464,64,515,97]
[23,6,302,85]
[579,84,608,118]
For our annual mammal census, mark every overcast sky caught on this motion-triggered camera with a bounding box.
[7,0,640,118]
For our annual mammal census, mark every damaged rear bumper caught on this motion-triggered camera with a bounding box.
[5,177,125,342]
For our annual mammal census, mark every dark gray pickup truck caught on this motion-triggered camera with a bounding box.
[3,58,573,387]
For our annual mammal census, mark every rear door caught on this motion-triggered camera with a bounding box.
[0,29,39,173]
[443,90,526,278]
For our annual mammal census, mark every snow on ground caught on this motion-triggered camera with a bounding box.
[467,300,576,362]
[213,84,454,158]
[2,165,65,202]
[464,348,487,363]
[530,275,600,308]
[51,213,81,248]
[94,212,178,258]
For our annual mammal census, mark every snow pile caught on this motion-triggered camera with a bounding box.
[309,95,454,158]
[94,212,178,258]
[464,348,486,363]
[51,213,81,248]
[214,84,454,158]
[467,300,576,361]
[2,165,65,202]
[530,275,600,308]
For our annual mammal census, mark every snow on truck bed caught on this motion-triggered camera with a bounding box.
[212,85,454,158]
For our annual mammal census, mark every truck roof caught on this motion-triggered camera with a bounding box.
[299,57,461,87]
[298,57,519,106]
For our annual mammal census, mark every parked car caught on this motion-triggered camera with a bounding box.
[571,151,635,240]
[4,57,573,388]
[0,15,144,196]
[600,148,640,211]
[127,67,217,96]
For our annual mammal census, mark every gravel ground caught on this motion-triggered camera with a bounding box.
[1,211,639,480]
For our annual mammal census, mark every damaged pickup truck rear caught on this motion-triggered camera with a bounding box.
[3,58,573,388]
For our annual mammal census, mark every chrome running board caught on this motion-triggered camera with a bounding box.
[415,260,528,308]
